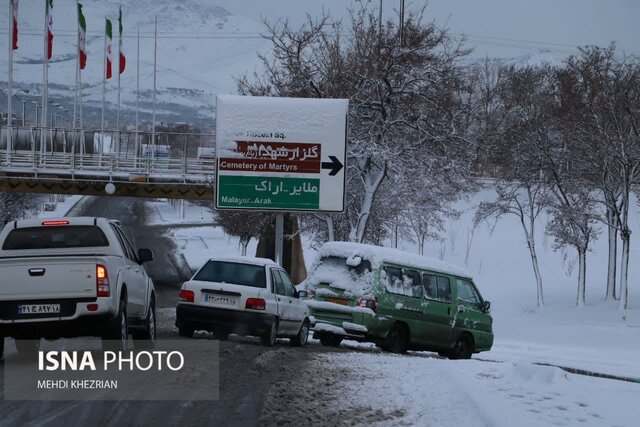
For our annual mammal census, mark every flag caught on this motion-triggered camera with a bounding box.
[78,3,87,69]
[46,0,53,59]
[106,19,113,79]
[11,0,19,50]
[118,6,126,74]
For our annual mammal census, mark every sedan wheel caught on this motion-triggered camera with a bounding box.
[290,320,309,347]
[260,318,278,347]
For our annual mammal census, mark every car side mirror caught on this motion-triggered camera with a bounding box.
[297,290,308,299]
[138,248,154,264]
[481,300,491,312]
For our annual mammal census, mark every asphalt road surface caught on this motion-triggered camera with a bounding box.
[0,196,328,427]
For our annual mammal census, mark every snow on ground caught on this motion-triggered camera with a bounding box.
[146,199,213,226]
[291,352,640,427]
[38,194,84,218]
[165,225,258,272]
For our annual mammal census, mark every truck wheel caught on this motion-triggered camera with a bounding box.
[133,298,156,349]
[290,320,309,347]
[260,318,278,346]
[385,324,409,354]
[15,339,40,356]
[178,325,194,338]
[103,298,128,352]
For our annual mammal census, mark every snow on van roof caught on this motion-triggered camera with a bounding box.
[318,241,473,279]
[207,256,278,268]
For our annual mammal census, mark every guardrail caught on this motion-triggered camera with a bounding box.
[0,126,217,185]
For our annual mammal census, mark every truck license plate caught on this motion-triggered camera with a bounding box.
[18,304,61,315]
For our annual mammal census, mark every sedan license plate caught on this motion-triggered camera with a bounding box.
[18,304,61,315]
[325,297,349,306]
[204,294,237,306]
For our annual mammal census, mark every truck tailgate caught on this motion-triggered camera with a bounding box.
[0,256,98,301]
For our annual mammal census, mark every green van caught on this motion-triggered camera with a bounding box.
[300,242,493,359]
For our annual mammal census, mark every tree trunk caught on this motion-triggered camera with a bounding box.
[521,213,544,307]
[619,229,630,312]
[326,216,335,242]
[349,160,386,243]
[240,237,249,256]
[527,236,544,307]
[606,204,617,300]
[418,234,425,255]
[576,247,586,307]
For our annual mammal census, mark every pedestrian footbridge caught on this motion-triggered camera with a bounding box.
[0,127,216,200]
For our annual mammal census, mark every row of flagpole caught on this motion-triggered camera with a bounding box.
[6,0,159,157]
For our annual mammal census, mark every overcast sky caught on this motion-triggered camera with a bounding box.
[219,0,640,59]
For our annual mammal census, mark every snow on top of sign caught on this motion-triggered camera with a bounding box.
[318,241,473,279]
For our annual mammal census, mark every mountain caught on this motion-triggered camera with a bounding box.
[0,0,271,129]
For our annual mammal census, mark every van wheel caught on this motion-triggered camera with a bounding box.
[318,333,343,347]
[15,339,40,356]
[449,333,473,360]
[261,318,278,346]
[386,324,409,354]
[290,320,309,347]
[133,298,156,349]
[103,298,128,352]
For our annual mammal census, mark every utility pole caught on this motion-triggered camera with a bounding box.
[399,0,405,47]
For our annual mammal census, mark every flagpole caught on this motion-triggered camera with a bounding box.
[135,26,140,162]
[116,10,121,156]
[73,1,79,130]
[42,0,49,155]
[152,16,157,158]
[101,18,106,134]
[8,0,14,157]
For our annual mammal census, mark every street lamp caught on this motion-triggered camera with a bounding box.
[14,89,30,126]
[32,101,40,128]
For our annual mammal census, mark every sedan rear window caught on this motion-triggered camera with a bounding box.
[193,261,266,288]
[2,226,109,250]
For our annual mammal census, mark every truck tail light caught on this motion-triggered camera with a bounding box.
[358,297,377,313]
[96,264,110,297]
[178,290,194,302]
[245,298,266,310]
[42,220,69,226]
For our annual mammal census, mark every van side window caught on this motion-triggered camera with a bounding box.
[456,278,481,305]
[403,269,422,298]
[383,266,403,294]
[422,274,438,299]
[436,276,452,303]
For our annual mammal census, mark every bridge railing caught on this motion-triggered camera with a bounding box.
[0,126,217,183]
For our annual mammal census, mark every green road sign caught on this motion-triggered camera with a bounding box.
[217,176,320,210]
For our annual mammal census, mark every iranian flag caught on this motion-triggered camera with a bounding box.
[78,2,87,69]
[11,0,19,50]
[46,0,53,59]
[105,19,113,79]
[118,6,126,74]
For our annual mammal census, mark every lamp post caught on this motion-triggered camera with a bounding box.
[14,89,30,127]
[32,101,40,128]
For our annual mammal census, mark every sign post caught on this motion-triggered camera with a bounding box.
[215,95,349,264]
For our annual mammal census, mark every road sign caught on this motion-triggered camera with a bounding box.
[215,95,348,212]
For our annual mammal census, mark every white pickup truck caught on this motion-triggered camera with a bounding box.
[0,217,156,356]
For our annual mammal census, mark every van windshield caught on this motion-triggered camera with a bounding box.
[303,256,373,298]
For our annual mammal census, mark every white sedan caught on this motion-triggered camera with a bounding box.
[175,257,311,346]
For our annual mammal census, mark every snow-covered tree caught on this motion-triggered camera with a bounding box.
[556,45,640,311]
[238,5,475,243]
[475,65,554,307]
[0,192,39,225]
[213,210,274,256]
